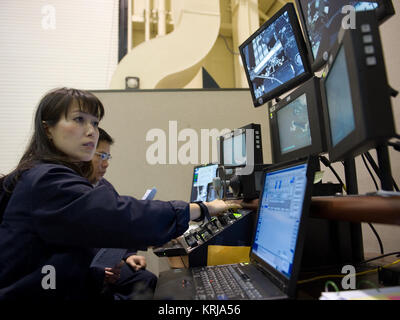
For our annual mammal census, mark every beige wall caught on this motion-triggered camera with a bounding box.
[92,89,271,275]
[92,89,271,202]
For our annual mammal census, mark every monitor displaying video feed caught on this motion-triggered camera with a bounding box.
[320,10,395,162]
[239,3,312,107]
[278,94,311,154]
[295,0,395,70]
[269,77,326,164]
[190,164,219,202]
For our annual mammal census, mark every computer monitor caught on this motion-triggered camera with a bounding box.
[269,77,326,164]
[219,123,263,168]
[251,157,316,293]
[295,0,395,71]
[190,164,219,202]
[321,10,395,162]
[239,3,312,107]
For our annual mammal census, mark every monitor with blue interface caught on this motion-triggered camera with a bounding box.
[269,77,326,164]
[295,0,395,70]
[321,10,395,162]
[252,160,311,279]
[239,3,312,107]
[190,164,219,202]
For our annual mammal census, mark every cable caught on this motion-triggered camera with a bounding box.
[357,251,400,265]
[220,34,240,55]
[319,156,347,193]
[360,154,384,254]
[361,154,379,190]
[367,223,384,255]
[364,151,399,191]
[324,281,340,292]
[298,267,377,285]
[298,258,400,285]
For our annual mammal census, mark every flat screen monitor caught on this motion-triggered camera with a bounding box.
[295,0,395,71]
[239,3,312,107]
[219,123,263,168]
[252,161,310,279]
[321,10,395,162]
[190,164,219,202]
[269,77,326,164]
[223,131,246,167]
[250,157,317,297]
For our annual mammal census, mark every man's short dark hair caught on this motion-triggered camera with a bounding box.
[98,127,114,145]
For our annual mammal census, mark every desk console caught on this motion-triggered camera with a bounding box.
[153,208,256,267]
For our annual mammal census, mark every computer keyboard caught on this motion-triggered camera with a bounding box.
[192,264,263,300]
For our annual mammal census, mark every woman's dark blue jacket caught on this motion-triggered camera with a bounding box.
[0,163,189,299]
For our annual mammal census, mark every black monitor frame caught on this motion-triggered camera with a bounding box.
[250,156,318,298]
[320,10,395,163]
[239,3,312,107]
[269,76,326,164]
[295,0,395,72]
[219,123,263,169]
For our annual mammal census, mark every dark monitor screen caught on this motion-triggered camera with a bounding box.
[190,164,218,202]
[296,0,395,70]
[219,123,263,168]
[320,10,395,162]
[324,46,356,147]
[239,3,312,107]
[223,132,246,167]
[269,77,326,164]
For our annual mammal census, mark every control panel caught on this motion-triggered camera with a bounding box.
[153,208,255,262]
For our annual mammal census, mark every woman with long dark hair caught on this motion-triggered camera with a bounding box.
[0,88,236,300]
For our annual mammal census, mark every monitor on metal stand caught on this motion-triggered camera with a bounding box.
[295,0,395,72]
[239,3,312,107]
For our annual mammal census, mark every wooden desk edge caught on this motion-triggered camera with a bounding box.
[310,196,400,225]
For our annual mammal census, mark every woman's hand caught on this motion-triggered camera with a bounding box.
[205,199,242,216]
[189,200,242,221]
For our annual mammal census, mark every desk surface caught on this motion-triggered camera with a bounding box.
[310,195,400,225]
[297,252,400,299]
[241,195,400,225]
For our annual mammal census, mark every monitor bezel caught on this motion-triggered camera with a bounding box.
[250,156,317,298]
[320,10,395,162]
[219,123,263,169]
[269,76,326,164]
[239,2,312,108]
[221,129,247,168]
[295,0,395,72]
[189,163,219,203]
